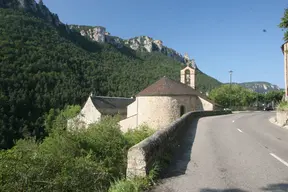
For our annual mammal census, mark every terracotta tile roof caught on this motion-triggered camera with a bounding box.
[136,76,199,96]
[136,76,219,106]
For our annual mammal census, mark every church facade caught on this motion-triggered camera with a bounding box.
[119,57,219,132]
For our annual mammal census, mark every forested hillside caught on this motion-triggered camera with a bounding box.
[0,7,221,149]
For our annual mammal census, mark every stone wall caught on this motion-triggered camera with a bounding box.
[136,96,197,130]
[127,99,137,117]
[119,115,137,133]
[196,96,214,111]
[276,110,288,126]
[72,97,101,128]
[126,110,232,178]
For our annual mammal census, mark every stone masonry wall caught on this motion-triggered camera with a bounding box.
[196,96,214,111]
[137,96,197,130]
[276,110,288,126]
[126,110,232,178]
[127,99,137,117]
[119,115,137,133]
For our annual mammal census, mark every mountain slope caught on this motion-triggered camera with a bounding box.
[0,5,221,149]
[239,82,281,93]
[69,25,198,68]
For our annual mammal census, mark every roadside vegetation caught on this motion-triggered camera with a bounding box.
[276,101,288,111]
[0,105,156,192]
[209,84,284,110]
[279,8,288,41]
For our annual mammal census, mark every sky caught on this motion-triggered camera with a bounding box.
[44,0,288,88]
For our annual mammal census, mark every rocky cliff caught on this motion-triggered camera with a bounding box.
[0,0,61,26]
[239,82,281,93]
[69,25,197,68]
[0,0,198,68]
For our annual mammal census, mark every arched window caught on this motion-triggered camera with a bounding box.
[180,105,185,117]
[184,69,190,85]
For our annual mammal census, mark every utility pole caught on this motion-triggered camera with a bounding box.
[229,70,233,109]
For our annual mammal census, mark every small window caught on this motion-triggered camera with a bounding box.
[180,105,185,116]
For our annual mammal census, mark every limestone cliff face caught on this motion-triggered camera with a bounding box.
[81,26,106,43]
[69,25,197,68]
[238,82,281,93]
[0,0,61,26]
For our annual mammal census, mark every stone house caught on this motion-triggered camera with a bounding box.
[67,95,135,129]
[119,62,219,132]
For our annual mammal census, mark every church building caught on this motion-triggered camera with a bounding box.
[68,54,219,131]
[119,55,219,132]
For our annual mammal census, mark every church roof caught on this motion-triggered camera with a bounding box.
[136,76,199,96]
[90,96,135,111]
[136,76,219,106]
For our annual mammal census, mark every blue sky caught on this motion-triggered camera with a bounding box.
[44,0,288,88]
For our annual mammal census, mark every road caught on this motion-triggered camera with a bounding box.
[151,112,288,192]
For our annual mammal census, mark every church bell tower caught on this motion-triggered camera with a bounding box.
[180,53,196,89]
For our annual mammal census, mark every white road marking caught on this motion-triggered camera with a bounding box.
[232,120,235,123]
[237,129,243,133]
[270,153,288,167]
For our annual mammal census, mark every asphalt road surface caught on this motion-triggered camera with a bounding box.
[151,112,288,192]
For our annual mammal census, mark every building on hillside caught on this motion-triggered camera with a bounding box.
[119,56,220,132]
[67,95,135,129]
[282,42,288,101]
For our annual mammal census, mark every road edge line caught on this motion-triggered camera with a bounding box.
[270,153,288,167]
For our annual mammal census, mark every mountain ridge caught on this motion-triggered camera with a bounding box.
[237,82,281,93]
[0,1,222,148]
[68,25,198,68]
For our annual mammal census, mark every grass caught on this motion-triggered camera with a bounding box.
[108,133,177,192]
[108,162,161,192]
[277,101,288,111]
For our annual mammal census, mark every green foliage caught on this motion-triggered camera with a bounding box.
[124,124,156,149]
[108,160,160,192]
[44,105,81,133]
[277,101,288,111]
[279,8,288,41]
[209,84,255,107]
[108,178,150,192]
[209,84,284,109]
[264,90,284,103]
[0,105,155,191]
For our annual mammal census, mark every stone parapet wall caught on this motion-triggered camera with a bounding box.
[126,110,232,178]
[276,110,288,126]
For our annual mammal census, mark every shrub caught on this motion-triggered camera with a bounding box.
[0,109,155,192]
[277,101,288,111]
[124,124,156,148]
[108,178,149,192]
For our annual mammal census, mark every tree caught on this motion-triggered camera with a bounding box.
[44,105,81,134]
[279,8,288,41]
[209,84,256,108]
[38,0,44,7]
[264,90,284,104]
